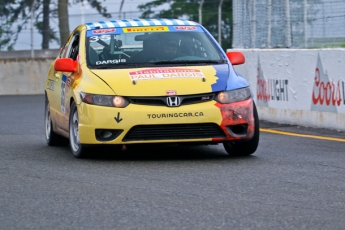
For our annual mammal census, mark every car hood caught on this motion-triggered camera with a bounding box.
[90,65,232,96]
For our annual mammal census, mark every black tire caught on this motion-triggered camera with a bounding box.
[69,101,90,158]
[45,97,68,146]
[223,102,260,156]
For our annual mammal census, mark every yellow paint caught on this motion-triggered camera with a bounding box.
[260,128,345,143]
[78,100,222,144]
[90,66,218,96]
[44,24,254,145]
[123,26,169,33]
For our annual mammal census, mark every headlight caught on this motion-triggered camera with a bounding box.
[80,92,129,108]
[215,87,251,104]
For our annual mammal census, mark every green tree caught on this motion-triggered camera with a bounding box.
[0,0,33,50]
[57,0,111,47]
[138,0,233,50]
[0,0,111,51]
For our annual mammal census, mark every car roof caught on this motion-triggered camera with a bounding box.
[85,18,200,30]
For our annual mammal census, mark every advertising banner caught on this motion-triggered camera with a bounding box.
[232,49,345,131]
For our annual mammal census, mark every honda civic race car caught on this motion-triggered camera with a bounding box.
[44,18,259,158]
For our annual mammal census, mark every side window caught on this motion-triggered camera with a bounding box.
[59,33,74,58]
[68,34,80,60]
[59,44,68,58]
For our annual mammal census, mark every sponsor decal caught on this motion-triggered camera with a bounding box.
[256,57,268,107]
[66,78,71,88]
[123,26,169,33]
[312,68,343,106]
[166,90,177,95]
[257,67,270,102]
[256,57,289,105]
[60,75,67,114]
[89,35,111,43]
[343,81,345,105]
[257,78,289,102]
[129,68,204,81]
[60,75,72,115]
[96,59,126,65]
[174,26,197,31]
[48,80,54,91]
[92,29,116,34]
[147,112,204,119]
[311,53,345,113]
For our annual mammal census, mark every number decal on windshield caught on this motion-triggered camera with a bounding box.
[89,35,111,43]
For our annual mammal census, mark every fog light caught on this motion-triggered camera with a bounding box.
[95,129,123,141]
[226,125,248,136]
[100,130,112,139]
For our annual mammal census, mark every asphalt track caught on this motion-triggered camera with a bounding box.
[1,95,345,230]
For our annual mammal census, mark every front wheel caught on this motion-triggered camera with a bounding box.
[69,102,89,158]
[223,102,260,156]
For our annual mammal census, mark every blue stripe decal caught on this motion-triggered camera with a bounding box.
[123,20,133,27]
[211,64,249,92]
[211,64,229,92]
[169,19,178,25]
[86,22,95,30]
[171,19,184,25]
[62,74,67,83]
[86,25,202,37]
[180,19,189,25]
[109,20,120,27]
[145,19,157,26]
[98,21,108,28]
[158,19,167,26]
[85,19,200,30]
[133,19,144,26]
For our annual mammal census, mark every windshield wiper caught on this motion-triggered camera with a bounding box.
[151,60,225,65]
[92,65,109,69]
[90,63,147,69]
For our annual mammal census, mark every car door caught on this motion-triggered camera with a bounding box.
[47,33,72,132]
[54,32,80,132]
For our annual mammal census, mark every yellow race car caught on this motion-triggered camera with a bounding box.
[44,19,259,158]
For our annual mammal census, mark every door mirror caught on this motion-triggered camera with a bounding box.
[226,51,245,65]
[54,58,77,72]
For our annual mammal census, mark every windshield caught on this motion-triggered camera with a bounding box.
[86,26,225,68]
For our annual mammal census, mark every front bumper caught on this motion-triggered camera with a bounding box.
[77,98,255,144]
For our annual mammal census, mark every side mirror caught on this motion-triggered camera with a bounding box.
[226,51,245,65]
[54,58,77,72]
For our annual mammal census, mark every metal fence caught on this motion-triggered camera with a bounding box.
[232,0,345,48]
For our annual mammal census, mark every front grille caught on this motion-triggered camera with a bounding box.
[123,123,225,142]
[128,93,215,107]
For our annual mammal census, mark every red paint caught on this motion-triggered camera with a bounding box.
[174,26,197,30]
[213,98,255,141]
[166,90,177,95]
[257,68,270,101]
[312,68,342,106]
[92,29,116,34]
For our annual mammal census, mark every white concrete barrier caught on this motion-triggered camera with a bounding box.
[0,58,54,95]
[231,49,345,131]
[0,49,58,95]
[1,48,345,131]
